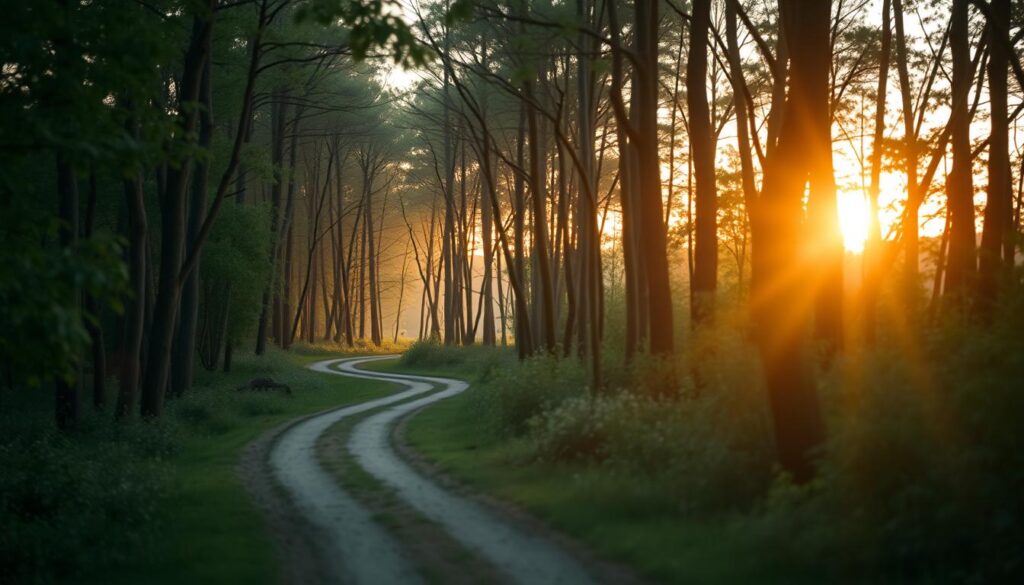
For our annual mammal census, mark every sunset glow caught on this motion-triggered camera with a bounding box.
[837,191,870,254]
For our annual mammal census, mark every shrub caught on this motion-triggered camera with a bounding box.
[401,340,514,381]
[0,411,170,583]
[748,298,1024,581]
[473,355,585,437]
[529,389,774,514]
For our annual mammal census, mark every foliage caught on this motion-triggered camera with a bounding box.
[528,330,775,514]
[199,203,273,352]
[0,197,126,387]
[473,354,586,437]
[400,339,513,377]
[406,295,1024,580]
[771,298,1024,581]
[0,346,394,583]
[528,391,773,515]
[0,405,172,583]
[296,0,431,65]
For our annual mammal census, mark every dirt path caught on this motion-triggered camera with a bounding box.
[335,357,596,584]
[264,355,596,584]
[266,357,434,584]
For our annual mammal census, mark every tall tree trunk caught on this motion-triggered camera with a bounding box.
[256,95,290,354]
[290,146,334,345]
[863,0,892,343]
[943,0,976,305]
[525,70,556,352]
[575,0,601,388]
[607,0,641,362]
[342,199,364,347]
[753,0,828,483]
[725,0,758,238]
[480,121,497,346]
[358,205,367,340]
[688,0,718,325]
[117,152,146,420]
[395,240,411,343]
[634,0,673,355]
[441,24,458,346]
[282,220,295,348]
[278,108,302,347]
[171,50,212,396]
[893,0,920,285]
[513,101,531,357]
[808,9,843,350]
[365,156,382,346]
[141,11,212,418]
[978,0,1011,315]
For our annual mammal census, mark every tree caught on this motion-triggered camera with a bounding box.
[942,0,977,306]
[688,0,718,325]
[978,0,1013,314]
[753,0,830,483]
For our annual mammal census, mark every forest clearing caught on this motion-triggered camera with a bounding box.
[2,0,1023,583]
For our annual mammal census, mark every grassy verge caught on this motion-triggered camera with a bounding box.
[105,348,402,585]
[394,355,833,584]
[395,320,1024,584]
[104,348,404,584]
[1,347,397,584]
[357,357,473,380]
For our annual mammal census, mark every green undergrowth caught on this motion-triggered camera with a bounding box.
[1,345,395,584]
[398,300,1024,584]
[395,340,515,380]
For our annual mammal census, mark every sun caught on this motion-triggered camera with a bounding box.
[837,191,869,254]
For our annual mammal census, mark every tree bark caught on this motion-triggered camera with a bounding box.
[171,50,212,396]
[141,11,212,418]
[943,0,977,305]
[634,0,673,355]
[893,0,920,284]
[256,94,290,354]
[863,0,892,343]
[117,152,146,420]
[688,0,718,325]
[753,0,829,482]
[525,71,556,352]
[977,0,1011,316]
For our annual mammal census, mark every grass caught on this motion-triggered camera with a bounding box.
[398,362,842,584]
[0,346,399,585]
[358,357,477,379]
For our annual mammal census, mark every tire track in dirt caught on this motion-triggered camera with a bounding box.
[333,357,595,585]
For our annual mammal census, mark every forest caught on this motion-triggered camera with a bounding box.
[2,0,1023,583]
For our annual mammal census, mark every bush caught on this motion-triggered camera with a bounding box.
[474,355,585,437]
[529,364,774,513]
[744,298,1024,581]
[401,340,514,381]
[0,410,171,583]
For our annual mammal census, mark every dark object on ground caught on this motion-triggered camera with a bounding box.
[236,377,292,395]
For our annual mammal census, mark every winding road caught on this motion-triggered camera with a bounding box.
[267,355,596,585]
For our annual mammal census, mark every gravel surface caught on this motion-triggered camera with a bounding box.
[265,355,596,585]
[338,359,596,585]
[267,357,430,584]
